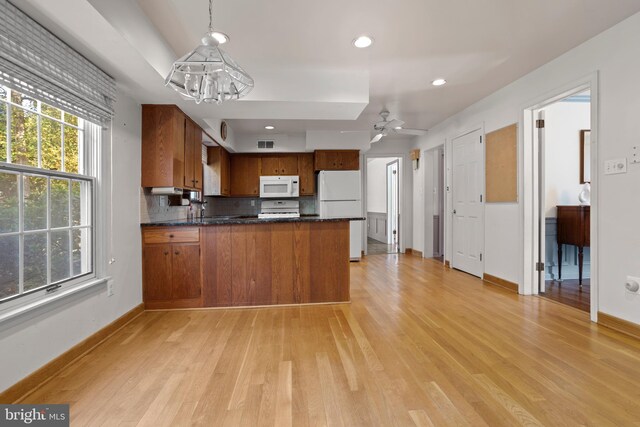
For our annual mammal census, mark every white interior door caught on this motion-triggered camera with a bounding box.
[452,129,484,277]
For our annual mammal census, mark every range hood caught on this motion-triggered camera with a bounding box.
[150,187,183,195]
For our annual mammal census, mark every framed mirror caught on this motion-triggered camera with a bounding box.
[580,129,591,183]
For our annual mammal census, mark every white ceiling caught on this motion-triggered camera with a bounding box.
[13,0,640,140]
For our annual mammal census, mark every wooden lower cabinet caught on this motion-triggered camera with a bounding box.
[203,221,350,307]
[142,227,202,309]
[143,222,350,308]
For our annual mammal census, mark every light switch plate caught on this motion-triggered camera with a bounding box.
[604,158,627,175]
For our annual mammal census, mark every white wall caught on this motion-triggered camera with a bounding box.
[0,90,143,392]
[366,158,395,213]
[202,118,236,152]
[412,11,640,325]
[306,131,370,151]
[234,133,307,153]
[544,100,591,217]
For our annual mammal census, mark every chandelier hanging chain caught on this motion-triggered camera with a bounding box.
[209,0,213,33]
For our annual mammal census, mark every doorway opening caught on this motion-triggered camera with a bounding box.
[423,146,445,260]
[366,157,401,255]
[537,91,592,312]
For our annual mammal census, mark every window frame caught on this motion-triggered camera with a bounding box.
[0,86,103,318]
[0,162,96,301]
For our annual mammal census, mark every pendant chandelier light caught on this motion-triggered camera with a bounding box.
[165,0,254,104]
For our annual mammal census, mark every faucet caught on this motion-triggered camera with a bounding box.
[199,200,207,219]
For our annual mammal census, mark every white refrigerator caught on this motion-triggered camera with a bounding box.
[317,171,363,261]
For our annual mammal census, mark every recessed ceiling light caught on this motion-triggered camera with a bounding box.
[353,36,373,48]
[211,31,230,44]
[265,125,275,130]
[394,126,402,130]
[432,78,447,86]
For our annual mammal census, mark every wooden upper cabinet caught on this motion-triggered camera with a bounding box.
[184,119,203,191]
[260,155,299,176]
[260,156,280,175]
[204,146,230,196]
[141,105,186,188]
[298,153,316,195]
[279,155,299,175]
[230,155,261,196]
[194,127,203,191]
[141,105,203,190]
[314,150,360,171]
[184,119,195,189]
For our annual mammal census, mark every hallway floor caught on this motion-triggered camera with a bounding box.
[366,237,397,255]
[540,279,590,312]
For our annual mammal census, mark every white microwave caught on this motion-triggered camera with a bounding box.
[260,175,299,198]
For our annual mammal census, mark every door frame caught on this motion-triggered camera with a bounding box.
[386,159,400,248]
[449,125,485,277]
[423,145,445,259]
[521,72,599,321]
[362,153,408,255]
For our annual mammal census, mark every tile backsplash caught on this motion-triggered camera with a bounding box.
[140,188,190,223]
[205,196,317,216]
[141,189,318,223]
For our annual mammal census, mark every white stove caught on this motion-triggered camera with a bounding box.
[258,200,300,219]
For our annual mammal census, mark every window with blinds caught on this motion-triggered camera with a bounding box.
[0,0,115,314]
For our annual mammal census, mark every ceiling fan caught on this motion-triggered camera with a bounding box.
[370,110,428,143]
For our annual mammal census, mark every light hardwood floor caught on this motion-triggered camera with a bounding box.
[18,255,640,426]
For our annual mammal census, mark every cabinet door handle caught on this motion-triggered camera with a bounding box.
[169,234,174,238]
[164,251,169,255]
[174,251,180,255]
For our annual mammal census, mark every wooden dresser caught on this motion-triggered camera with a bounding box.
[556,205,590,286]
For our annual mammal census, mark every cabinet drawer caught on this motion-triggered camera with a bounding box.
[143,228,200,244]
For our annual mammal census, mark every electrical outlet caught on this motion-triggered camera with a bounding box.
[251,200,256,207]
[107,279,115,297]
[625,276,640,294]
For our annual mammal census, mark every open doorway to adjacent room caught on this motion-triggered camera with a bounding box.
[537,90,592,312]
[366,157,401,255]
[423,146,445,261]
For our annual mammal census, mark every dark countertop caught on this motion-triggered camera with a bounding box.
[141,215,365,227]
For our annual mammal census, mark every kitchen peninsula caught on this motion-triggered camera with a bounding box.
[140,104,364,310]
[140,216,363,310]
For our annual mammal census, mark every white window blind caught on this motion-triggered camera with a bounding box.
[0,0,116,126]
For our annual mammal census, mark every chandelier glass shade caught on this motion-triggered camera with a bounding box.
[164,1,254,104]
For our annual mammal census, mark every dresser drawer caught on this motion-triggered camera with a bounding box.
[143,227,200,244]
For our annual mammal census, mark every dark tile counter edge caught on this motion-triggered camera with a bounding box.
[141,217,366,227]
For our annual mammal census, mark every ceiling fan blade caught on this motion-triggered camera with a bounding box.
[394,128,428,136]
[385,119,405,129]
[370,133,384,144]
